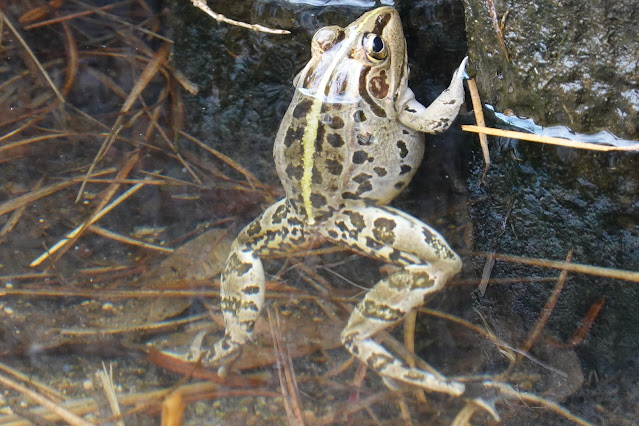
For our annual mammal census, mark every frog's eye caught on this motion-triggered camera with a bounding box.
[363,33,388,62]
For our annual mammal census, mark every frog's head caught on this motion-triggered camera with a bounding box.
[294,7,408,118]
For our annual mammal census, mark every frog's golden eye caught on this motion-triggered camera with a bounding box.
[363,33,388,62]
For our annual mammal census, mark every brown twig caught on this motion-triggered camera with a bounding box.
[178,130,269,196]
[548,296,606,349]
[403,310,427,404]
[469,251,639,283]
[462,125,639,151]
[0,133,76,155]
[502,251,573,378]
[44,152,141,266]
[0,10,65,102]
[96,364,124,426]
[31,169,150,267]
[519,251,572,355]
[484,382,594,426]
[21,1,133,29]
[88,225,175,253]
[60,21,78,96]
[0,361,65,402]
[467,78,491,181]
[486,0,510,61]
[268,307,305,425]
[76,43,172,201]
[0,371,92,426]
[190,0,290,35]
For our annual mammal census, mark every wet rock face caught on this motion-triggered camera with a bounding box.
[463,0,639,140]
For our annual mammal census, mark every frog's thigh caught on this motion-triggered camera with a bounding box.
[320,205,464,395]
[207,199,306,365]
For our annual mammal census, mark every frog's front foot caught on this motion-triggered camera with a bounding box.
[398,57,468,134]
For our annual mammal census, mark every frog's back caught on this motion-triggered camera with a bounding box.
[273,7,425,224]
[274,90,424,221]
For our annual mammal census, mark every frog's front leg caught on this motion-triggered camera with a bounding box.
[398,57,468,134]
[188,199,307,372]
[319,206,465,396]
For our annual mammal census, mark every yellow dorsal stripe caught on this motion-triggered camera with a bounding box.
[300,14,377,225]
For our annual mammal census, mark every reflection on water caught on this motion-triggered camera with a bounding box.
[488,105,639,147]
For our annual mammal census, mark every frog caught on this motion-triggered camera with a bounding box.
[178,6,468,396]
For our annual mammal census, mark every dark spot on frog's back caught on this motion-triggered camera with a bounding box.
[352,150,368,164]
[373,217,397,244]
[374,12,392,34]
[373,167,387,177]
[369,76,389,99]
[344,210,366,230]
[242,301,259,312]
[292,99,313,119]
[400,164,412,175]
[328,115,344,129]
[285,164,303,181]
[396,140,408,158]
[325,159,343,176]
[342,192,358,200]
[246,220,262,237]
[284,126,304,148]
[311,163,322,185]
[353,110,367,122]
[357,133,374,146]
[227,253,251,276]
[242,285,261,295]
[352,173,372,184]
[314,125,325,153]
[356,181,373,195]
[326,133,344,148]
[310,193,327,208]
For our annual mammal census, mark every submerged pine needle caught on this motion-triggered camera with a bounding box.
[0,10,65,102]
[463,125,639,152]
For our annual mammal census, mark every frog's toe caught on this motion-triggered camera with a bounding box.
[198,335,242,368]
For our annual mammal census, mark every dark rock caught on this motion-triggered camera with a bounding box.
[463,0,639,140]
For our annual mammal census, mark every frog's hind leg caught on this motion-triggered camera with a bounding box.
[319,205,465,396]
[188,199,307,373]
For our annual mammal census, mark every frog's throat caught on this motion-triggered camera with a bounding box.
[300,12,380,225]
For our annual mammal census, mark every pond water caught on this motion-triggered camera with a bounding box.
[0,1,637,424]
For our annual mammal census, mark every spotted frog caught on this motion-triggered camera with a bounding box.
[184,7,467,395]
